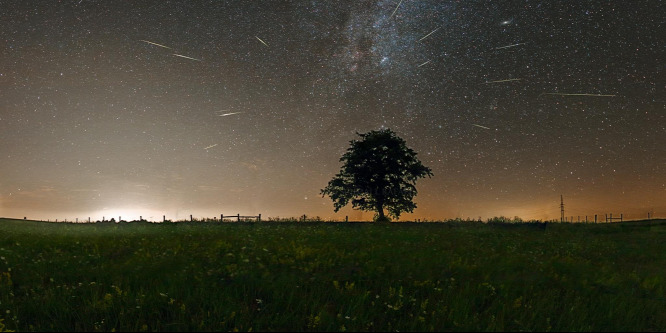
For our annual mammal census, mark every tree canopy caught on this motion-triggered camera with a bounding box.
[321,129,433,222]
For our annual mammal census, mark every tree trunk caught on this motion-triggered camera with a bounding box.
[376,202,389,223]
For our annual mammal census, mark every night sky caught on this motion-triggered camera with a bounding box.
[1,1,664,222]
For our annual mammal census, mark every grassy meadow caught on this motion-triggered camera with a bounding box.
[0,218,665,331]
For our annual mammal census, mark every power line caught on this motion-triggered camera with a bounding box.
[560,195,565,223]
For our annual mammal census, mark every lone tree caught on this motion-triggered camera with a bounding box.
[321,128,433,222]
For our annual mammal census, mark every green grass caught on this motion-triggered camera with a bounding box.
[0,218,665,331]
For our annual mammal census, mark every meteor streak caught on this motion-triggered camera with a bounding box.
[418,27,441,42]
[484,78,522,84]
[172,53,202,61]
[217,112,242,117]
[255,36,269,47]
[472,124,491,130]
[389,0,403,19]
[204,144,218,150]
[494,42,526,50]
[139,40,172,49]
[543,93,616,97]
[417,60,431,67]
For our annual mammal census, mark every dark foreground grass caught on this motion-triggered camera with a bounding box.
[0,218,665,331]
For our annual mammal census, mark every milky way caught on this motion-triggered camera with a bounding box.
[0,1,663,222]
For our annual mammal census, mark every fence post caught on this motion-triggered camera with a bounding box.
[346,216,348,222]
[258,214,261,222]
[221,214,224,221]
[190,214,193,222]
[237,214,240,222]
[620,214,623,222]
[163,215,166,222]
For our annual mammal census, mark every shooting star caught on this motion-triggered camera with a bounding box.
[472,124,491,130]
[172,53,202,61]
[417,59,432,67]
[217,112,242,117]
[419,27,441,42]
[139,40,172,49]
[204,144,218,150]
[389,0,403,19]
[494,42,526,50]
[484,78,522,84]
[543,93,616,97]
[255,36,269,47]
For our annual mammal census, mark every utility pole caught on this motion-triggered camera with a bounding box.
[560,195,565,223]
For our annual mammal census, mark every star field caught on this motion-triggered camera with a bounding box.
[0,1,664,221]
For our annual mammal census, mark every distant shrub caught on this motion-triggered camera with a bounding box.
[487,216,525,224]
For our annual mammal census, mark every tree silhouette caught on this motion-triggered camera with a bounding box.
[321,129,433,222]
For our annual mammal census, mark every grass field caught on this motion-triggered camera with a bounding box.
[0,218,665,331]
